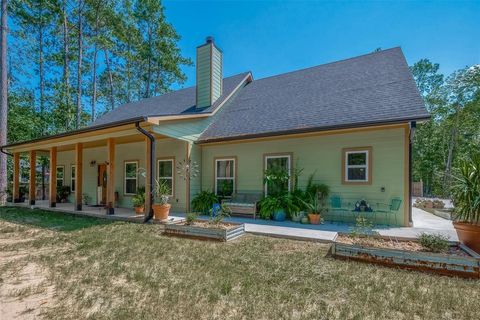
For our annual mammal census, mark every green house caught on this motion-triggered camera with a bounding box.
[1,37,429,226]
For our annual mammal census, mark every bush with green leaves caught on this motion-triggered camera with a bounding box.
[56,186,71,202]
[191,191,219,215]
[451,153,480,224]
[132,187,146,208]
[210,203,231,225]
[154,180,171,205]
[258,194,299,219]
[185,212,198,225]
[418,233,450,253]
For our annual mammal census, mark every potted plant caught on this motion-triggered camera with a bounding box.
[259,196,282,220]
[152,180,172,220]
[451,153,480,253]
[300,184,329,225]
[132,187,146,214]
[191,191,219,215]
[259,194,298,221]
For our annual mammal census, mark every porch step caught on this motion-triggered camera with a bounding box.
[244,224,337,243]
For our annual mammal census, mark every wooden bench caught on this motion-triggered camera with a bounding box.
[222,192,262,219]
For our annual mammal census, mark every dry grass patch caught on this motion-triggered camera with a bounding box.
[1,206,480,319]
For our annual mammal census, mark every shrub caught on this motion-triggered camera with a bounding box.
[451,153,480,224]
[185,212,198,225]
[57,186,71,202]
[132,187,146,208]
[418,233,450,253]
[191,191,219,215]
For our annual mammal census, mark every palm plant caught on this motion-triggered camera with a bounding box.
[451,154,480,224]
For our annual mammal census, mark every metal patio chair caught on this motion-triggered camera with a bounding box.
[376,197,402,225]
[329,195,350,223]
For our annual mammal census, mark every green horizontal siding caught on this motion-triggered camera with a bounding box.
[201,127,407,226]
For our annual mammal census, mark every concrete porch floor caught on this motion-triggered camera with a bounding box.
[6,201,457,242]
[175,206,458,242]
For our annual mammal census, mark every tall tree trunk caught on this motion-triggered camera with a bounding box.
[38,2,44,133]
[126,43,131,103]
[0,0,7,202]
[38,2,46,200]
[91,6,100,121]
[154,60,162,96]
[104,49,115,110]
[443,103,461,193]
[145,25,152,98]
[62,2,70,120]
[76,0,83,129]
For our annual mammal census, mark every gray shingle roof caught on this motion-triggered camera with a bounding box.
[198,47,429,143]
[90,72,251,126]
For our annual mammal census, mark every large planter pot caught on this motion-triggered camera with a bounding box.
[453,221,480,254]
[153,203,171,220]
[273,209,286,221]
[134,206,144,215]
[308,213,321,225]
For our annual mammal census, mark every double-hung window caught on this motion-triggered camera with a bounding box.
[158,159,174,197]
[343,147,372,184]
[56,166,64,188]
[215,158,235,197]
[264,154,291,196]
[124,161,138,195]
[71,165,76,192]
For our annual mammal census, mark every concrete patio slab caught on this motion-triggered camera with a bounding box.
[5,201,457,242]
[244,224,337,242]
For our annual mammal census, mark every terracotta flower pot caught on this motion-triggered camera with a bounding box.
[134,206,144,214]
[453,221,480,254]
[153,203,171,220]
[308,213,321,225]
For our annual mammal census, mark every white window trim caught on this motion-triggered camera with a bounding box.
[157,159,174,197]
[71,165,76,192]
[345,150,369,182]
[124,161,138,195]
[264,154,292,196]
[215,158,236,197]
[56,165,64,187]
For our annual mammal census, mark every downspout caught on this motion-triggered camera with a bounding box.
[135,122,155,223]
[0,146,12,157]
[409,121,416,226]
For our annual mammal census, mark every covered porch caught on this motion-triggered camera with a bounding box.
[7,121,194,217]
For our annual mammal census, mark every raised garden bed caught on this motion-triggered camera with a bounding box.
[332,235,480,278]
[163,221,245,242]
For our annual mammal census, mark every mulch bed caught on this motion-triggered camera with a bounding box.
[336,235,470,257]
[179,221,239,230]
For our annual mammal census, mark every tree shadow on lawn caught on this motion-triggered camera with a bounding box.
[0,206,112,232]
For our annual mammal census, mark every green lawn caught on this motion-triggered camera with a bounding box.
[1,207,479,320]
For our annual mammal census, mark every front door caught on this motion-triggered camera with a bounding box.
[98,164,107,205]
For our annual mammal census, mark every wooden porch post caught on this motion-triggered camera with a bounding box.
[75,143,83,211]
[186,142,191,213]
[107,138,115,211]
[145,136,152,214]
[12,152,20,202]
[49,147,57,207]
[29,150,36,205]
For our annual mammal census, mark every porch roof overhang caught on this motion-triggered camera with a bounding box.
[0,113,213,153]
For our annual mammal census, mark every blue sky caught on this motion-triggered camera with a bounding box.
[164,0,480,88]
